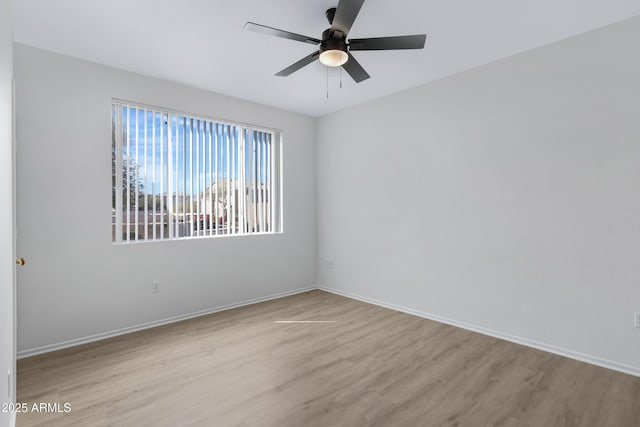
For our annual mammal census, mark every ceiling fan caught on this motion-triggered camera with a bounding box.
[244,0,426,83]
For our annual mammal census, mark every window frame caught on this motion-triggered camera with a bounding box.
[111,98,283,244]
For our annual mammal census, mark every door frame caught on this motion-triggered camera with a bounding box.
[10,75,16,409]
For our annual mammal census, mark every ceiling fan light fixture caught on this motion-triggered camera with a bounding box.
[319,49,348,67]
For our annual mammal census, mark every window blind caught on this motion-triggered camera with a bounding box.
[111,101,282,243]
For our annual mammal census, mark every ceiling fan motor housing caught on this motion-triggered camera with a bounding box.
[320,28,347,55]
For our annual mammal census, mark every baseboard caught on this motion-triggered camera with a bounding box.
[318,286,640,378]
[17,286,316,359]
[18,284,640,378]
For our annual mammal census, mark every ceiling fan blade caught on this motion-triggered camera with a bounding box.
[244,22,321,45]
[349,34,427,51]
[275,51,320,77]
[332,0,365,36]
[342,52,370,83]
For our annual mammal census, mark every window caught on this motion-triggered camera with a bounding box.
[111,100,282,243]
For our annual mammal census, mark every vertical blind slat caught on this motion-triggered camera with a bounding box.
[224,125,229,235]
[189,118,194,237]
[134,108,139,241]
[231,127,236,234]
[261,131,266,233]
[175,116,180,239]
[253,131,258,233]
[114,105,123,243]
[160,113,165,239]
[258,130,263,233]
[257,131,261,233]
[270,134,274,232]
[202,121,207,236]
[125,106,131,242]
[238,128,242,233]
[215,123,219,236]
[143,109,148,240]
[211,123,220,236]
[266,133,271,233]
[167,114,174,240]
[151,110,156,240]
[172,116,178,239]
[207,121,212,235]
[250,131,255,233]
[195,119,201,236]
[182,117,187,238]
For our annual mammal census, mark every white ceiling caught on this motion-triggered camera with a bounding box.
[11,0,640,117]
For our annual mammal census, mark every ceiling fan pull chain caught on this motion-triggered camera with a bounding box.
[340,67,343,89]
[326,66,329,99]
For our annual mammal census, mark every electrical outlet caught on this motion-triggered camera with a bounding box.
[324,260,334,269]
[635,312,640,328]
[152,282,160,294]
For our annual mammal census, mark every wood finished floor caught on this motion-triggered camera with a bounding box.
[17,290,640,427]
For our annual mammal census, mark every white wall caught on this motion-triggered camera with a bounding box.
[0,0,14,425]
[318,17,640,374]
[15,45,317,355]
